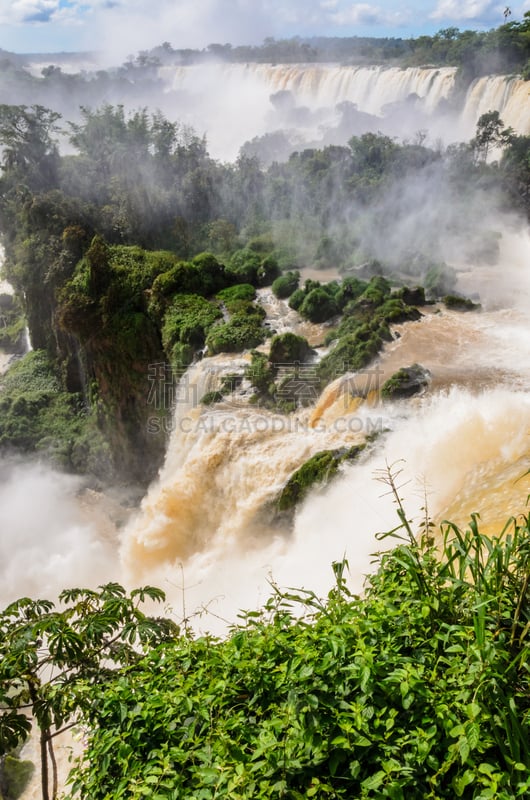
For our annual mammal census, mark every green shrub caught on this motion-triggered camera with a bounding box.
[271,271,300,299]
[288,287,306,311]
[161,294,222,352]
[226,250,262,285]
[68,500,530,800]
[191,252,227,295]
[206,314,265,354]
[246,350,276,396]
[0,350,109,474]
[257,255,280,286]
[299,287,339,322]
[269,332,311,365]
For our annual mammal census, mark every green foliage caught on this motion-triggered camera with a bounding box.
[257,254,281,286]
[200,390,224,405]
[287,279,342,322]
[0,584,177,800]
[216,283,257,313]
[63,503,530,800]
[271,271,300,299]
[269,332,311,365]
[299,287,339,323]
[206,313,266,354]
[191,252,227,295]
[161,294,222,352]
[0,351,109,474]
[0,294,26,353]
[288,287,306,311]
[246,350,276,396]
[226,250,262,285]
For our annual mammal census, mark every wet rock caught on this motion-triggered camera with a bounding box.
[381,363,431,400]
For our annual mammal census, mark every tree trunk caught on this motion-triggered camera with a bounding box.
[40,729,50,800]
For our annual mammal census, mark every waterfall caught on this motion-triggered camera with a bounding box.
[159,62,530,159]
[119,229,530,630]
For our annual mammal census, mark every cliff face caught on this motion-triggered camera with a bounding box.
[55,238,171,485]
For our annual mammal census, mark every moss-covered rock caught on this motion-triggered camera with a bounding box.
[276,446,365,513]
[271,271,300,299]
[200,390,224,405]
[162,294,222,351]
[269,332,311,365]
[318,329,385,384]
[443,294,481,311]
[397,286,426,306]
[206,314,266,354]
[299,287,339,323]
[381,363,431,400]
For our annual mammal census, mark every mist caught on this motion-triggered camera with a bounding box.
[0,459,117,606]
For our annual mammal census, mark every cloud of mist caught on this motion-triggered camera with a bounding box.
[79,0,275,63]
[0,459,116,607]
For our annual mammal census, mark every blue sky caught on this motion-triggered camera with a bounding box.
[0,0,529,57]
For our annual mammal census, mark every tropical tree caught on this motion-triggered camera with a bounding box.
[0,583,178,800]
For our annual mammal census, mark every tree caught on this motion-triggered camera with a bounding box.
[471,110,513,161]
[0,104,61,191]
[0,583,178,800]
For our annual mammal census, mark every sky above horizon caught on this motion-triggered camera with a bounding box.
[0,0,529,61]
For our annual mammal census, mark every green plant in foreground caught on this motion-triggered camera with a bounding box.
[59,474,530,799]
[2,466,530,800]
[0,585,178,800]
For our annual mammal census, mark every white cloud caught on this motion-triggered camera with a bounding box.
[329,3,408,26]
[0,0,59,24]
[429,0,500,21]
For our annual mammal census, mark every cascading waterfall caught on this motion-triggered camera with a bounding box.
[120,228,530,630]
[159,62,530,159]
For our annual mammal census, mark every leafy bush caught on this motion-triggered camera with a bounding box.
[161,294,222,351]
[257,255,280,286]
[226,250,262,285]
[206,314,265,354]
[66,505,530,800]
[216,283,257,314]
[0,350,110,474]
[299,287,339,322]
[271,271,300,299]
[191,252,227,295]
[288,287,306,311]
[269,332,311,365]
[246,350,276,396]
